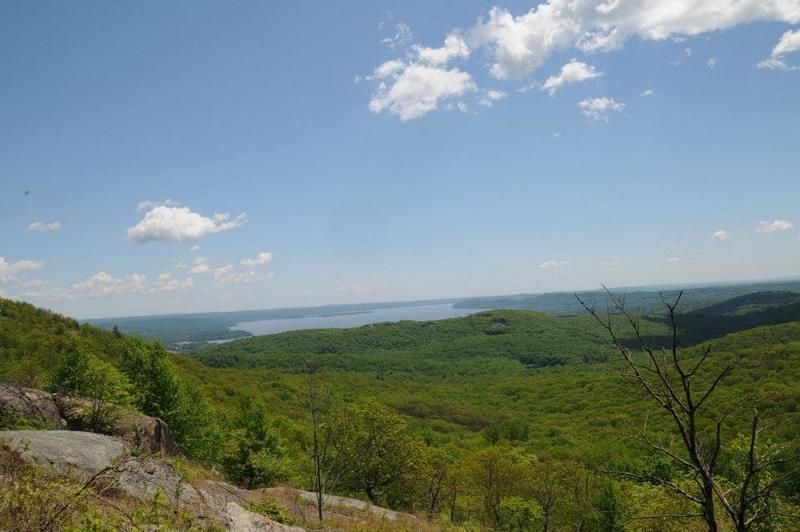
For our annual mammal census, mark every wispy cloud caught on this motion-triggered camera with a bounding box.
[538,259,572,269]
[755,219,794,233]
[28,221,61,232]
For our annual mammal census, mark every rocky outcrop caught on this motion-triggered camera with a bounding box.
[0,385,66,429]
[226,502,304,531]
[0,430,125,477]
[56,396,176,455]
[0,428,412,531]
[0,385,175,455]
[0,429,281,529]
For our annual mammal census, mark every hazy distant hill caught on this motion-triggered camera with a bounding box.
[88,298,458,349]
[453,280,800,315]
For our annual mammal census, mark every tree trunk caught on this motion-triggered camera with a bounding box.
[702,482,719,532]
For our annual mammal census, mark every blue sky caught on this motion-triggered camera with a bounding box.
[1,1,799,318]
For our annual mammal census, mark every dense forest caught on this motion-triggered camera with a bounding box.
[3,289,800,530]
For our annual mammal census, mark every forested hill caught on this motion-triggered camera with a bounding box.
[194,290,800,372]
[453,279,800,315]
[192,310,653,370]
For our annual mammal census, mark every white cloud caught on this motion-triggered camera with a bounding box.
[758,29,800,70]
[188,257,211,274]
[136,199,179,212]
[72,272,147,297]
[712,229,731,241]
[381,22,413,50]
[413,33,470,65]
[128,205,246,243]
[335,283,385,294]
[241,251,274,268]
[0,257,46,275]
[578,97,625,121]
[366,1,800,120]
[756,219,794,233]
[667,256,681,263]
[211,264,272,287]
[640,89,656,96]
[28,221,61,232]
[538,259,572,269]
[151,273,194,293]
[190,245,200,252]
[541,59,603,94]
[369,62,477,121]
[707,57,717,69]
[0,256,46,283]
[469,2,799,80]
[478,89,507,107]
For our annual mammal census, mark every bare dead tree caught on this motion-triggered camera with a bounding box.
[304,362,338,523]
[576,286,800,532]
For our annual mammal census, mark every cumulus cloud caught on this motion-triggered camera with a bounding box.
[28,221,61,232]
[712,229,731,240]
[756,219,794,233]
[538,259,572,269]
[413,34,470,65]
[478,89,507,107]
[640,89,656,96]
[128,204,246,243]
[469,2,798,80]
[758,29,800,70]
[0,256,46,283]
[541,59,603,94]
[365,1,799,120]
[72,272,147,297]
[241,251,274,268]
[369,62,476,121]
[578,97,625,121]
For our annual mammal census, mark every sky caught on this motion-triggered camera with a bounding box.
[1,1,799,319]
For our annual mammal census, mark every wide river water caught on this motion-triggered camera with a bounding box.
[230,303,480,336]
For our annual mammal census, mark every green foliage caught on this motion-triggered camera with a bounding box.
[596,481,624,532]
[498,496,542,532]
[249,496,294,525]
[326,398,419,504]
[195,310,649,371]
[49,348,131,432]
[118,337,223,462]
[223,397,290,489]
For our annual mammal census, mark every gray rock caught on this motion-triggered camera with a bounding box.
[0,385,66,429]
[226,502,304,532]
[287,488,400,520]
[115,456,203,508]
[0,430,125,477]
[195,479,257,522]
[56,396,176,455]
